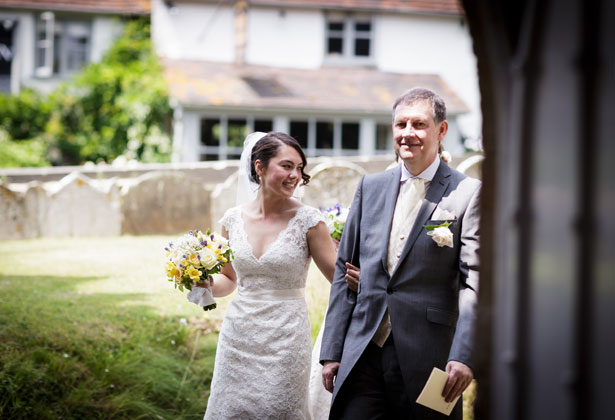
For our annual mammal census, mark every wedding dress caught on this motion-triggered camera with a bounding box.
[204,205,325,419]
[309,322,332,420]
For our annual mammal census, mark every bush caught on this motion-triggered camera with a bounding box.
[0,89,51,141]
[0,130,50,168]
[0,17,172,168]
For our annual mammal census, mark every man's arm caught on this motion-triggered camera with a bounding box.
[319,176,364,364]
[443,182,481,402]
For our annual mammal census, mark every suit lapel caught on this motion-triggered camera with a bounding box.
[380,167,402,275]
[391,162,451,279]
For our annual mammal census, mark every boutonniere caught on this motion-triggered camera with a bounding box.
[423,223,454,248]
[423,209,456,248]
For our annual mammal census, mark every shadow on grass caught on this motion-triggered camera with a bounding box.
[0,274,217,420]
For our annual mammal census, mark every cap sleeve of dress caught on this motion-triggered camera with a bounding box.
[218,206,238,232]
[297,205,325,236]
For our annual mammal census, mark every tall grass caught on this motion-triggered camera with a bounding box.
[0,236,224,419]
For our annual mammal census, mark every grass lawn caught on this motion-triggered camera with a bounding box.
[0,236,474,419]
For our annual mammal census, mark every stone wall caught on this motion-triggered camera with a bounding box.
[0,154,482,239]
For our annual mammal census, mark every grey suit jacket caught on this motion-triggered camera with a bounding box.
[320,161,481,419]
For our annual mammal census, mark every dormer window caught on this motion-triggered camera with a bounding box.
[325,14,373,64]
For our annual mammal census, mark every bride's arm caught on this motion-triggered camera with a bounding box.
[210,226,238,297]
[307,221,336,283]
[308,222,361,290]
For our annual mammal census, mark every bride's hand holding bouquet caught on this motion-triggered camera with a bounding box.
[165,229,234,311]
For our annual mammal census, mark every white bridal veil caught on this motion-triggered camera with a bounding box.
[236,131,303,207]
[236,132,268,207]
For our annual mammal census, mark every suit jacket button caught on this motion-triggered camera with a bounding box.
[386,287,393,294]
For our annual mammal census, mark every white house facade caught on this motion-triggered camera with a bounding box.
[152,0,481,162]
[0,0,150,94]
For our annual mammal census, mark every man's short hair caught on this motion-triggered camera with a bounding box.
[392,87,447,123]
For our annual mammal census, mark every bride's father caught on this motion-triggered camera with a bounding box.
[321,88,480,419]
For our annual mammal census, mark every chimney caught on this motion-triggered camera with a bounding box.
[234,0,248,65]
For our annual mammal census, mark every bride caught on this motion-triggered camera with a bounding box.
[200,132,358,419]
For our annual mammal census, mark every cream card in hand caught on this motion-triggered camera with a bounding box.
[416,367,460,416]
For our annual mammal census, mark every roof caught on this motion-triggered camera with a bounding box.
[162,59,469,116]
[247,0,463,16]
[0,0,150,15]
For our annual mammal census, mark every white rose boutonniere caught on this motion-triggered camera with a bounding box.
[426,226,454,248]
[424,207,456,247]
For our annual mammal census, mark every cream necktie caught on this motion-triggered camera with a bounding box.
[373,177,426,347]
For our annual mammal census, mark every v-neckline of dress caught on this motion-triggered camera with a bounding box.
[239,206,304,262]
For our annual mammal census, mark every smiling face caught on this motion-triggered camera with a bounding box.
[393,100,448,175]
[255,144,303,198]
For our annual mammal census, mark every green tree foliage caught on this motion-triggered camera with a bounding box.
[0,89,51,140]
[0,18,172,167]
[0,130,50,168]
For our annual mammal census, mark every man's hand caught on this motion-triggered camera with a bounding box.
[442,360,473,403]
[345,262,360,292]
[322,361,340,393]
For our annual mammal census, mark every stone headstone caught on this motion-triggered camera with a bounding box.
[300,160,367,210]
[121,171,211,235]
[42,171,122,237]
[210,172,238,231]
[0,182,47,239]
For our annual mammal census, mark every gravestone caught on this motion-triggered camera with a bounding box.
[42,172,122,237]
[121,171,211,235]
[300,160,367,210]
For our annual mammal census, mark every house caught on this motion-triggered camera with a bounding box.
[151,0,480,162]
[0,0,150,94]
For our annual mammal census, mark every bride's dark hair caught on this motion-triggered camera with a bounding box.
[250,132,311,186]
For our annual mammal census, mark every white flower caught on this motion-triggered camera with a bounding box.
[338,207,350,224]
[325,217,335,234]
[427,226,454,248]
[441,150,452,164]
[199,247,218,270]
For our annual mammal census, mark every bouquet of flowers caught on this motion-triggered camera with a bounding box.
[165,229,233,311]
[323,203,350,241]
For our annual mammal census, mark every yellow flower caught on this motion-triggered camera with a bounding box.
[187,266,201,281]
[166,261,181,281]
[188,253,200,266]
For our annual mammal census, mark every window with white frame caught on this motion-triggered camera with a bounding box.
[199,116,361,161]
[290,118,360,158]
[35,12,91,77]
[325,14,373,63]
[199,116,273,161]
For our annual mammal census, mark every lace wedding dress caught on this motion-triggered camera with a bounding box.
[204,205,325,420]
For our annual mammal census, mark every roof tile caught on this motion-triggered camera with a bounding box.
[249,0,463,15]
[0,0,150,15]
[162,59,468,116]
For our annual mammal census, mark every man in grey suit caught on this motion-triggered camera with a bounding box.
[320,87,480,419]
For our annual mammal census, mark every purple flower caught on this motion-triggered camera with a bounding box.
[218,244,222,249]
[325,203,342,215]
[210,234,215,240]
[201,240,207,247]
